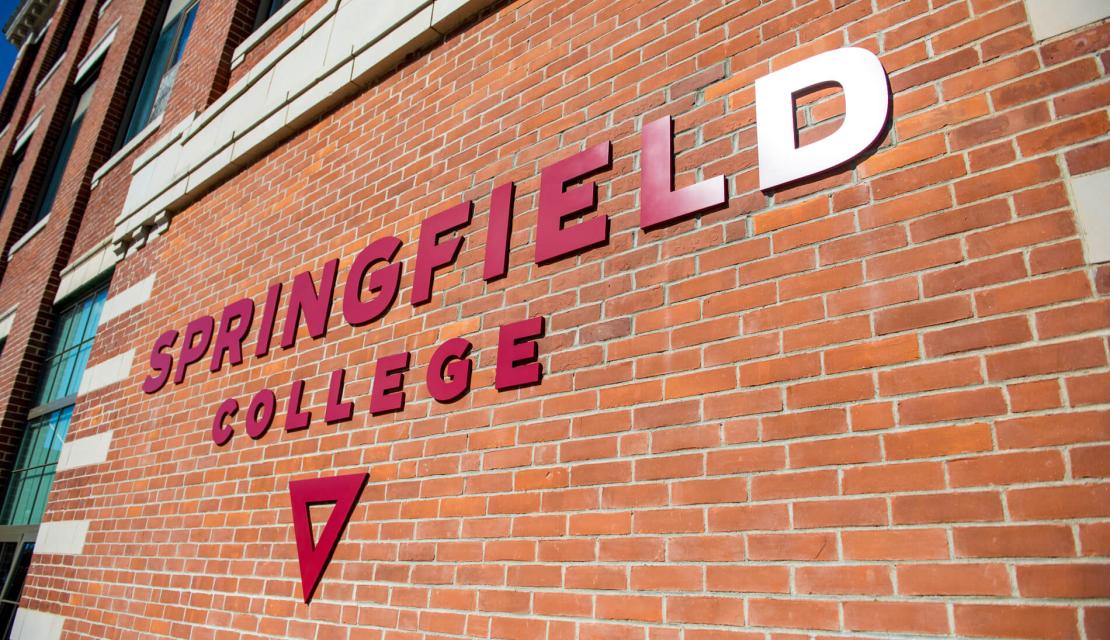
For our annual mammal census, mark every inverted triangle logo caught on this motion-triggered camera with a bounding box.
[289,472,368,603]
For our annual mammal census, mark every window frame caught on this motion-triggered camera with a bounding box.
[117,0,200,146]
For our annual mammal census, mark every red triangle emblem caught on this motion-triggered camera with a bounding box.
[289,472,367,603]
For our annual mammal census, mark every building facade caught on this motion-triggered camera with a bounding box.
[0,0,1105,637]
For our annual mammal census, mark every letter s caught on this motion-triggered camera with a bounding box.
[142,330,179,394]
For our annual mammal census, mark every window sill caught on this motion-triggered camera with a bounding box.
[34,52,65,96]
[8,214,49,258]
[231,0,311,69]
[91,113,163,188]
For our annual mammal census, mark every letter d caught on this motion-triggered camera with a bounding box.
[756,47,890,190]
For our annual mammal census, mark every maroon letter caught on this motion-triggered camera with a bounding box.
[411,201,472,306]
[343,236,402,326]
[210,298,255,373]
[255,282,282,358]
[495,317,545,391]
[535,142,611,264]
[483,182,515,281]
[286,379,311,432]
[142,329,178,394]
[370,352,410,414]
[324,369,354,424]
[174,316,215,384]
[281,258,339,349]
[427,338,473,403]
[640,115,727,228]
[246,389,276,440]
[213,398,239,446]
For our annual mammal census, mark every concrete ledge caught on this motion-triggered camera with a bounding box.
[57,431,113,471]
[10,608,65,640]
[1071,167,1110,264]
[1023,0,1110,41]
[35,520,90,555]
[113,0,498,254]
[56,238,118,302]
[77,350,134,396]
[0,306,15,340]
[74,19,119,84]
[13,108,41,152]
[8,213,49,257]
[99,275,155,326]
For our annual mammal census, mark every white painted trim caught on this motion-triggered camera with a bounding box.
[98,274,154,325]
[0,122,10,142]
[35,519,90,555]
[231,0,311,69]
[57,430,113,471]
[8,213,49,257]
[77,349,134,395]
[56,237,118,302]
[1070,167,1110,264]
[10,608,65,640]
[113,0,498,253]
[74,19,120,84]
[13,108,42,153]
[98,0,113,17]
[91,112,163,188]
[1023,0,1110,41]
[34,52,66,95]
[0,306,15,340]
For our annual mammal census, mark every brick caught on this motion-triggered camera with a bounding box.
[762,408,848,441]
[992,58,1101,110]
[796,565,892,595]
[858,186,952,229]
[924,316,1032,357]
[955,157,1060,205]
[950,451,1066,487]
[986,337,1107,381]
[748,598,839,631]
[792,497,886,528]
[825,335,919,374]
[892,491,1004,524]
[866,238,964,279]
[898,564,1011,596]
[1037,299,1110,339]
[705,565,789,593]
[955,604,1079,640]
[898,389,1007,425]
[879,357,982,396]
[966,211,1075,259]
[1018,112,1110,156]
[997,411,1110,449]
[954,525,1077,558]
[874,295,972,335]
[886,422,994,458]
[786,374,874,409]
[843,601,949,635]
[1009,484,1110,520]
[666,596,744,626]
[1017,564,1110,599]
[842,528,950,560]
[923,253,1027,297]
[1007,379,1062,412]
[909,199,1012,243]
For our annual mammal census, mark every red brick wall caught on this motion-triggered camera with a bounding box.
[24,0,1110,638]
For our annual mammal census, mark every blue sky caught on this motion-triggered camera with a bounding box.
[0,0,20,89]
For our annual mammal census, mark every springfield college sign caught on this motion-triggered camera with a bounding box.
[139,47,893,603]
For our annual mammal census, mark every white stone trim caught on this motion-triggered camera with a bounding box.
[35,520,90,555]
[1023,0,1110,41]
[0,306,15,340]
[33,52,66,95]
[1070,167,1110,264]
[113,0,498,253]
[77,349,133,395]
[98,274,154,325]
[13,108,42,153]
[90,112,163,187]
[56,237,118,302]
[57,430,113,471]
[10,608,66,640]
[231,0,311,69]
[8,213,49,257]
[74,19,119,85]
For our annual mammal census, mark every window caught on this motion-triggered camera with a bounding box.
[28,75,98,228]
[0,281,107,636]
[1,284,108,525]
[122,0,199,143]
[255,0,290,25]
[0,148,26,220]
